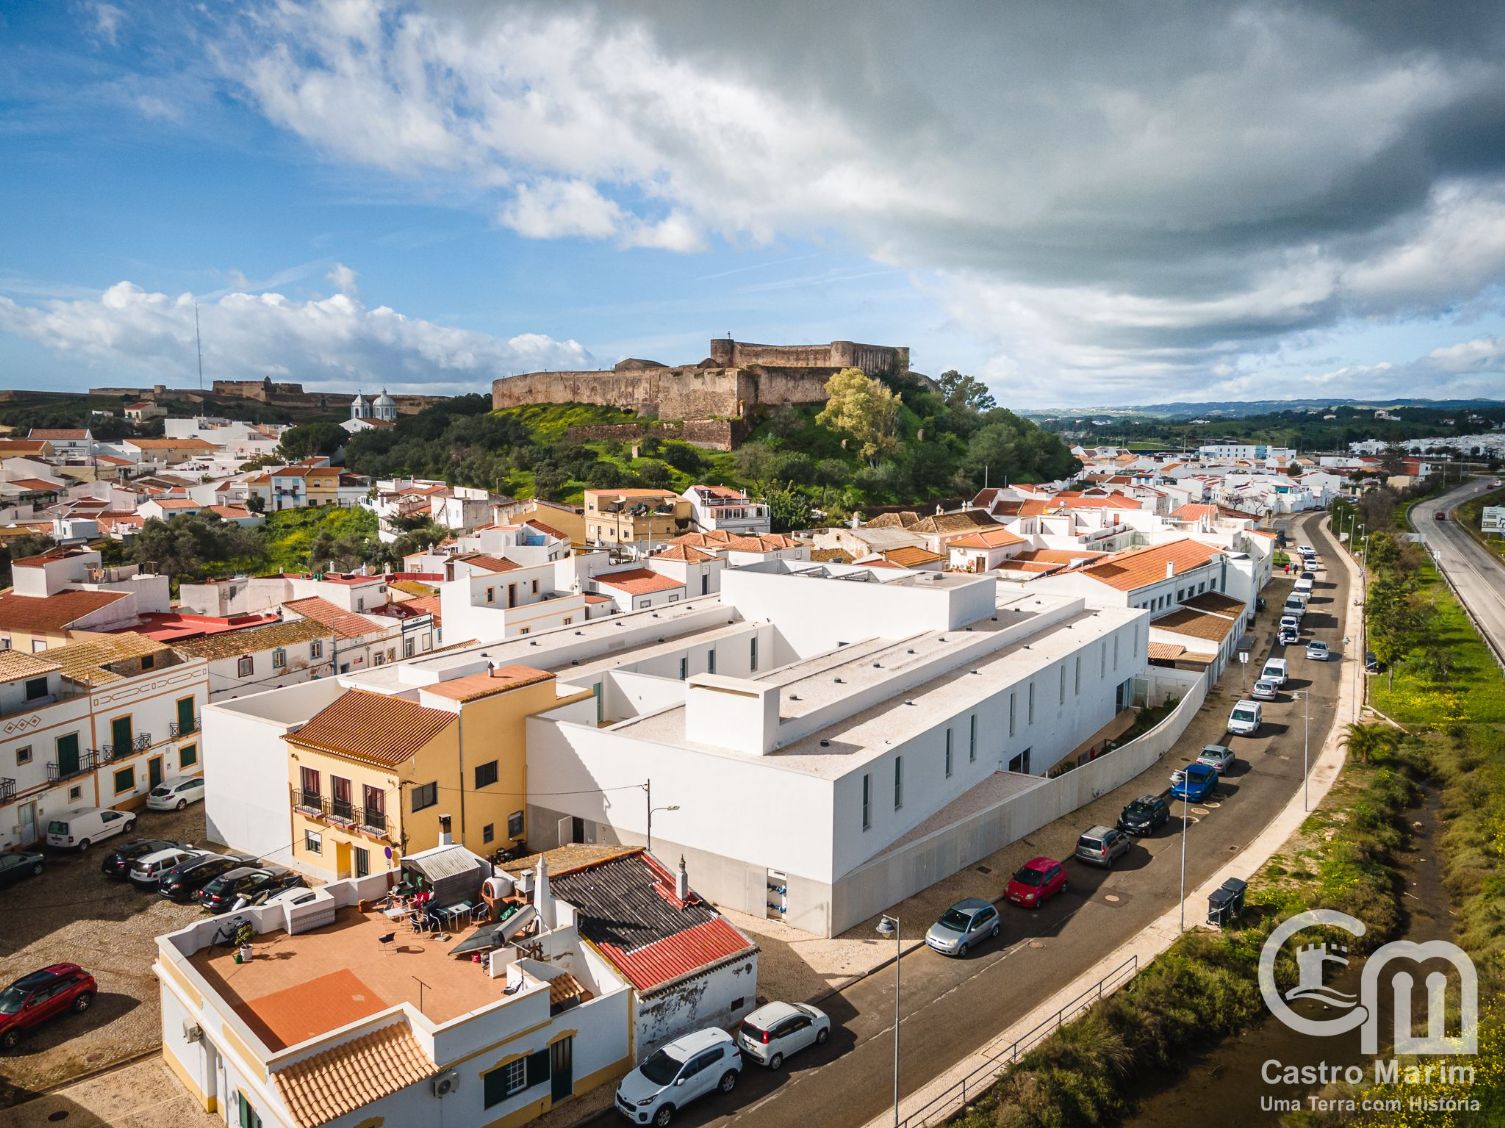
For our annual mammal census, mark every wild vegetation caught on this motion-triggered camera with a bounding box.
[344,371,1078,527]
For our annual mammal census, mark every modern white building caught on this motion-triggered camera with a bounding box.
[682,484,771,536]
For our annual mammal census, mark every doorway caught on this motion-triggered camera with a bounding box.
[17,802,37,846]
[149,757,163,790]
[550,1037,573,1102]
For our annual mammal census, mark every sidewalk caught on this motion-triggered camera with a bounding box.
[859,516,1365,1128]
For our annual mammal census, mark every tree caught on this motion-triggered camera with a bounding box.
[1338,722,1396,765]
[128,516,266,586]
[245,493,266,514]
[278,421,348,462]
[1366,576,1429,688]
[938,369,997,413]
[753,481,813,533]
[815,368,900,464]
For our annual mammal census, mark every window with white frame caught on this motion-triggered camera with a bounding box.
[236,655,253,677]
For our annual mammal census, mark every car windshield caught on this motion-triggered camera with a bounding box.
[1012,868,1045,886]
[151,786,170,796]
[0,987,28,1014]
[1126,801,1153,817]
[46,821,67,834]
[1077,836,1102,852]
[938,908,973,931]
[1233,708,1257,722]
[639,1048,685,1086]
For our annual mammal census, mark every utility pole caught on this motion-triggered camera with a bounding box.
[194,302,204,393]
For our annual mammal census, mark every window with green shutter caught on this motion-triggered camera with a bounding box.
[483,1050,549,1107]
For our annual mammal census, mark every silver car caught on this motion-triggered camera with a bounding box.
[1075,825,1132,869]
[925,897,1001,957]
[737,1002,830,1069]
[1197,744,1236,774]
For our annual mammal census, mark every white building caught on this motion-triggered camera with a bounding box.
[682,484,771,536]
[0,636,208,848]
[171,619,335,701]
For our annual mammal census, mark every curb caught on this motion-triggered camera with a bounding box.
[3,1047,162,1109]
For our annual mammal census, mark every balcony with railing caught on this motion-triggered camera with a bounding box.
[96,734,153,763]
[292,786,322,816]
[354,806,389,838]
[0,778,15,802]
[327,797,354,826]
[169,716,200,738]
[47,751,99,782]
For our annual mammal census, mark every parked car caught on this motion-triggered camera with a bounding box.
[198,867,301,914]
[0,850,44,887]
[1299,569,1316,580]
[1117,794,1170,836]
[45,806,135,850]
[1279,614,1301,635]
[0,964,96,1050]
[615,1027,741,1125]
[1171,761,1219,802]
[1283,597,1307,620]
[1294,577,1314,594]
[146,777,206,812]
[1197,744,1236,774]
[128,846,209,888]
[1261,658,1289,686]
[159,854,251,902]
[1306,640,1331,661]
[1005,856,1068,909]
[1251,677,1280,702]
[1228,699,1263,736]
[100,838,182,880]
[1278,626,1300,646]
[737,1001,830,1069]
[1297,544,1314,556]
[1075,825,1132,869]
[925,897,1001,957]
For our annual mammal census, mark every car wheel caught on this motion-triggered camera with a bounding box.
[653,1104,675,1127]
[176,800,187,810]
[1061,880,1070,894]
[73,992,94,1014]
[77,839,91,850]
[816,1027,829,1045]
[124,819,136,833]
[956,942,968,958]
[1,1028,20,1050]
[990,924,1000,939]
[769,1052,784,1071]
[719,1070,738,1094]
[29,862,42,876]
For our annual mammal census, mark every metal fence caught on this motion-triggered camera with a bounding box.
[895,953,1140,1128]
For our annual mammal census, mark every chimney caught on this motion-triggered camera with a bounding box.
[1165,560,1175,579]
[438,814,453,846]
[535,855,556,930]
[675,855,689,902]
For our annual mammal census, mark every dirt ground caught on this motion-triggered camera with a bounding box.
[0,800,219,1104]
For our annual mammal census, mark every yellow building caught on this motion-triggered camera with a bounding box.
[583,488,692,545]
[286,665,590,879]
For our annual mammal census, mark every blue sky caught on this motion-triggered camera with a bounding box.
[3,2,1505,408]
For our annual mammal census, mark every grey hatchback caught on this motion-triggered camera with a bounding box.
[925,897,1001,957]
[1075,825,1132,869]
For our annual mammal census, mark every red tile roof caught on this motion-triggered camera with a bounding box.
[290,689,453,766]
[28,428,88,440]
[1079,539,1223,592]
[946,528,1026,550]
[594,568,683,596]
[0,588,128,632]
[8,478,61,491]
[283,596,383,640]
[454,553,519,574]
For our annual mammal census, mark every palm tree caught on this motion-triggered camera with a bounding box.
[1339,721,1395,765]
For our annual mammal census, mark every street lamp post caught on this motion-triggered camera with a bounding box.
[1294,690,1311,811]
[642,779,679,854]
[877,914,901,1127]
[1178,787,1188,932]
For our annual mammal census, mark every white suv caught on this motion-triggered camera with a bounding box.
[147,777,206,811]
[616,1028,741,1125]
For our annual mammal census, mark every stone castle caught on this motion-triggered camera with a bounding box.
[491,338,909,424]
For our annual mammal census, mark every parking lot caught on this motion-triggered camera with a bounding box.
[0,801,215,1104]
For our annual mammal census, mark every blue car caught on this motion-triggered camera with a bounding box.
[1171,762,1218,802]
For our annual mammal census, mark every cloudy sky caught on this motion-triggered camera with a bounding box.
[3,1,1505,407]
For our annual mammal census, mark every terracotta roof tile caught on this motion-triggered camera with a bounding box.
[28,428,88,440]
[273,1022,431,1128]
[283,596,383,640]
[47,633,175,686]
[289,689,453,767]
[1147,642,1187,660]
[522,517,570,540]
[594,568,683,596]
[883,546,945,567]
[0,651,60,680]
[454,553,519,573]
[1078,539,1223,592]
[653,544,717,563]
[1184,591,1247,617]
[0,588,128,632]
[946,528,1025,550]
[1152,606,1241,644]
[171,618,329,661]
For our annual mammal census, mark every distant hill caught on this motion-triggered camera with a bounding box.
[1027,397,1505,421]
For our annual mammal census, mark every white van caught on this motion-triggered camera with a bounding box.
[1228,699,1263,736]
[45,806,136,850]
[1261,657,1289,686]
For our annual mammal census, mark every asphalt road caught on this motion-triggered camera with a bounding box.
[1410,478,1505,663]
[604,512,1354,1128]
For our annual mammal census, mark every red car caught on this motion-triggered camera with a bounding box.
[1005,856,1068,909]
[0,963,97,1050]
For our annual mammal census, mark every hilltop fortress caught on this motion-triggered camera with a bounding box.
[491,338,909,427]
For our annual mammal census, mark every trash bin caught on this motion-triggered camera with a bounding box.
[1220,877,1247,917]
[1207,887,1238,928]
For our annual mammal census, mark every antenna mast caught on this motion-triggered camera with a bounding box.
[194,302,204,393]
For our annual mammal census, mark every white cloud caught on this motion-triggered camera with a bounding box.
[0,281,591,392]
[326,261,359,295]
[92,3,124,46]
[499,179,625,241]
[1426,335,1505,372]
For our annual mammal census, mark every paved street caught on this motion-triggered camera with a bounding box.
[1411,479,1505,660]
[592,512,1352,1128]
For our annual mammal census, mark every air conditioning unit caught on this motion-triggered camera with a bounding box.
[183,1022,203,1043]
[431,1071,459,1098]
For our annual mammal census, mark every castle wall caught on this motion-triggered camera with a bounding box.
[707,339,907,374]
